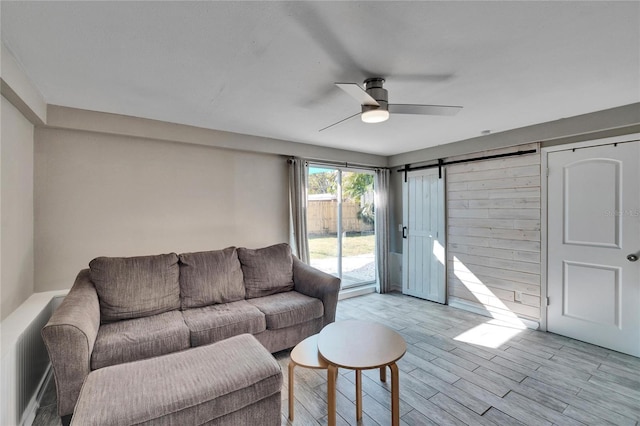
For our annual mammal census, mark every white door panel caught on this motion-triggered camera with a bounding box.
[402,169,446,303]
[562,261,619,326]
[547,141,640,356]
[563,159,621,248]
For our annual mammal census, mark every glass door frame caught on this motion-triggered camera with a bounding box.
[307,163,376,289]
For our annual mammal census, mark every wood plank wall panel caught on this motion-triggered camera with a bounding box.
[445,143,542,321]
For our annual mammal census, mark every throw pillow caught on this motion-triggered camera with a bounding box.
[237,243,294,299]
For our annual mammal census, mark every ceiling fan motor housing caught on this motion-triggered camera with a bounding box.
[324,77,462,131]
[363,78,388,113]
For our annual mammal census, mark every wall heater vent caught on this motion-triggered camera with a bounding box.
[1,292,65,426]
[16,304,52,423]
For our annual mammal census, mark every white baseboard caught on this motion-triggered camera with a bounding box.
[448,296,540,330]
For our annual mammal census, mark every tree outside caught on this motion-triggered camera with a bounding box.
[342,172,374,225]
[308,168,337,195]
[308,168,375,225]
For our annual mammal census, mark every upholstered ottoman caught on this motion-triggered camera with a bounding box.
[70,334,282,425]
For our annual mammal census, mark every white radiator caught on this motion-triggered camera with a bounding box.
[1,291,66,426]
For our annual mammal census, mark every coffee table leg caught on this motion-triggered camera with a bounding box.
[328,365,338,426]
[288,362,295,421]
[390,363,400,426]
[356,370,362,420]
[380,365,386,382]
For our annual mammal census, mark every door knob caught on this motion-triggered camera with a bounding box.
[627,254,639,262]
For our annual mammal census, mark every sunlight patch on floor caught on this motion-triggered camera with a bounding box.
[454,319,525,348]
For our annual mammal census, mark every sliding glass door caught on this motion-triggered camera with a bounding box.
[307,165,376,288]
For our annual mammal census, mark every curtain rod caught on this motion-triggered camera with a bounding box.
[396,149,537,181]
[293,157,388,171]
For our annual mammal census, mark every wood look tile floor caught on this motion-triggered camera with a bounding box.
[34,292,640,426]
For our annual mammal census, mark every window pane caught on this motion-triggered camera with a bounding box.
[341,171,376,286]
[307,167,339,277]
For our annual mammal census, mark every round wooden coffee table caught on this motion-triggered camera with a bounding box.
[288,334,335,421]
[318,320,407,426]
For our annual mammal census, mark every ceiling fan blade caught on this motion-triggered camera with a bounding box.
[319,112,361,132]
[335,83,379,106]
[389,104,462,116]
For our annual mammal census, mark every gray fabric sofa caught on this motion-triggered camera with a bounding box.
[42,243,340,419]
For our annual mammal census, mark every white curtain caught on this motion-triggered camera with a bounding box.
[375,168,391,293]
[288,157,310,264]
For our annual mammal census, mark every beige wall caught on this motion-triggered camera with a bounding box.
[34,128,289,291]
[1,96,35,320]
[46,105,388,168]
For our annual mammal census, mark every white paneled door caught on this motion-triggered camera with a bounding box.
[402,169,446,303]
[547,140,640,356]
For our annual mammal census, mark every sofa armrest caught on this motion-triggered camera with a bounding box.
[292,257,341,327]
[41,269,100,417]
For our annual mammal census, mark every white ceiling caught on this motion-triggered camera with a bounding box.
[2,1,638,156]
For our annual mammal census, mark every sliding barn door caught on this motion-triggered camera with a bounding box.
[402,169,446,303]
[547,140,640,356]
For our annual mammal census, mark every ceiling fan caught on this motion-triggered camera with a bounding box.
[320,78,462,132]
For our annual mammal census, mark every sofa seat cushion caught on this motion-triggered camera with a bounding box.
[247,291,323,330]
[179,247,245,309]
[237,243,294,299]
[91,310,190,370]
[89,253,181,322]
[72,334,282,426]
[182,300,266,347]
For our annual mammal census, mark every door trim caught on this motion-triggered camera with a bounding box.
[541,133,640,332]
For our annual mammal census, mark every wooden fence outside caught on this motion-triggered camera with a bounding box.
[308,200,374,236]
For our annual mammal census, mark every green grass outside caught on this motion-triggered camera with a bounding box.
[309,234,375,259]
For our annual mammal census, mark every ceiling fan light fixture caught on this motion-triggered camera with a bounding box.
[361,108,389,123]
[320,77,462,132]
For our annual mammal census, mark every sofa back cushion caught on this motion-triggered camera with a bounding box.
[237,243,294,299]
[178,247,245,309]
[89,253,181,322]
